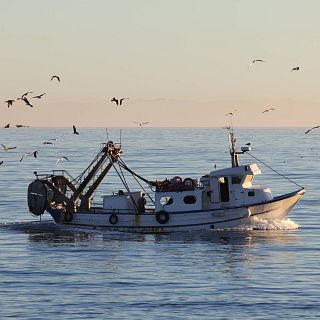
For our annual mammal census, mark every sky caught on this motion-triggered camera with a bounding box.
[1,0,320,128]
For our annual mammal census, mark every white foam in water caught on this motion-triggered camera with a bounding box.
[234,217,300,231]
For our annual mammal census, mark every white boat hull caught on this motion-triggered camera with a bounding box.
[47,189,305,233]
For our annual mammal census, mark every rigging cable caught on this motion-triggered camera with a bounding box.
[108,157,139,212]
[117,156,155,186]
[120,158,155,204]
[245,152,304,189]
[118,157,155,204]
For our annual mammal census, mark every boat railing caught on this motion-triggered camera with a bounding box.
[51,170,76,182]
[35,170,75,182]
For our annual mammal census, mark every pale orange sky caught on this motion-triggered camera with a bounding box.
[1,0,320,128]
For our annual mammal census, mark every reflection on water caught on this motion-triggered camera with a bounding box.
[1,220,301,248]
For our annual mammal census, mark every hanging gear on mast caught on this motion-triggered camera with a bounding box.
[28,141,123,215]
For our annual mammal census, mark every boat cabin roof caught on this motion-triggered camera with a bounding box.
[209,163,261,178]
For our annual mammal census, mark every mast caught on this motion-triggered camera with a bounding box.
[228,126,240,167]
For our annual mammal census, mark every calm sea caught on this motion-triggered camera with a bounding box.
[0,128,319,319]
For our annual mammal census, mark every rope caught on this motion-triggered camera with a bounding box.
[117,157,155,186]
[245,152,304,189]
[109,158,139,212]
[131,171,155,204]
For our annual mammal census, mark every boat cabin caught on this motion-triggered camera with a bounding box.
[155,163,273,212]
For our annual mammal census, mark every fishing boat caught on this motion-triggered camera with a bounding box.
[27,128,305,233]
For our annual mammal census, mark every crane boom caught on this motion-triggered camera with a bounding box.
[70,141,122,210]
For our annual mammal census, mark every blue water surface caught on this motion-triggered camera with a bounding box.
[0,128,319,319]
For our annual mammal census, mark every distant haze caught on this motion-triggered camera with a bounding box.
[1,0,319,128]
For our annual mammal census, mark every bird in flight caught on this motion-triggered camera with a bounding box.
[20,153,29,162]
[22,97,34,108]
[51,75,60,82]
[4,100,14,108]
[225,112,236,116]
[248,59,265,69]
[262,108,275,113]
[1,144,17,151]
[134,122,149,127]
[33,93,46,99]
[305,126,320,134]
[56,156,69,164]
[20,150,39,162]
[0,161,3,166]
[73,125,79,135]
[43,141,54,145]
[111,97,129,106]
[291,66,300,72]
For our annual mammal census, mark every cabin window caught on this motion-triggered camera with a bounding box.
[231,176,243,184]
[248,191,255,197]
[219,177,230,202]
[184,195,196,204]
[242,175,253,186]
[160,197,173,205]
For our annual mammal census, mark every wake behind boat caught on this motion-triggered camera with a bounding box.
[27,128,305,233]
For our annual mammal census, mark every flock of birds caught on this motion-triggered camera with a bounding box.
[0,59,318,167]
[3,77,149,129]
[0,130,72,167]
[1,73,149,167]
[226,59,319,135]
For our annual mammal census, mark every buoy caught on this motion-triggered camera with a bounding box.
[156,210,170,224]
[109,213,118,225]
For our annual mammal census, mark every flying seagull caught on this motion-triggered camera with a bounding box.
[248,59,265,69]
[51,75,60,82]
[43,141,54,145]
[134,122,149,127]
[111,97,129,106]
[225,112,236,116]
[291,66,300,72]
[22,97,34,108]
[73,125,79,135]
[32,93,46,99]
[4,100,14,108]
[56,156,69,164]
[20,150,39,162]
[262,108,275,113]
[305,126,320,134]
[20,153,29,162]
[1,144,17,151]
